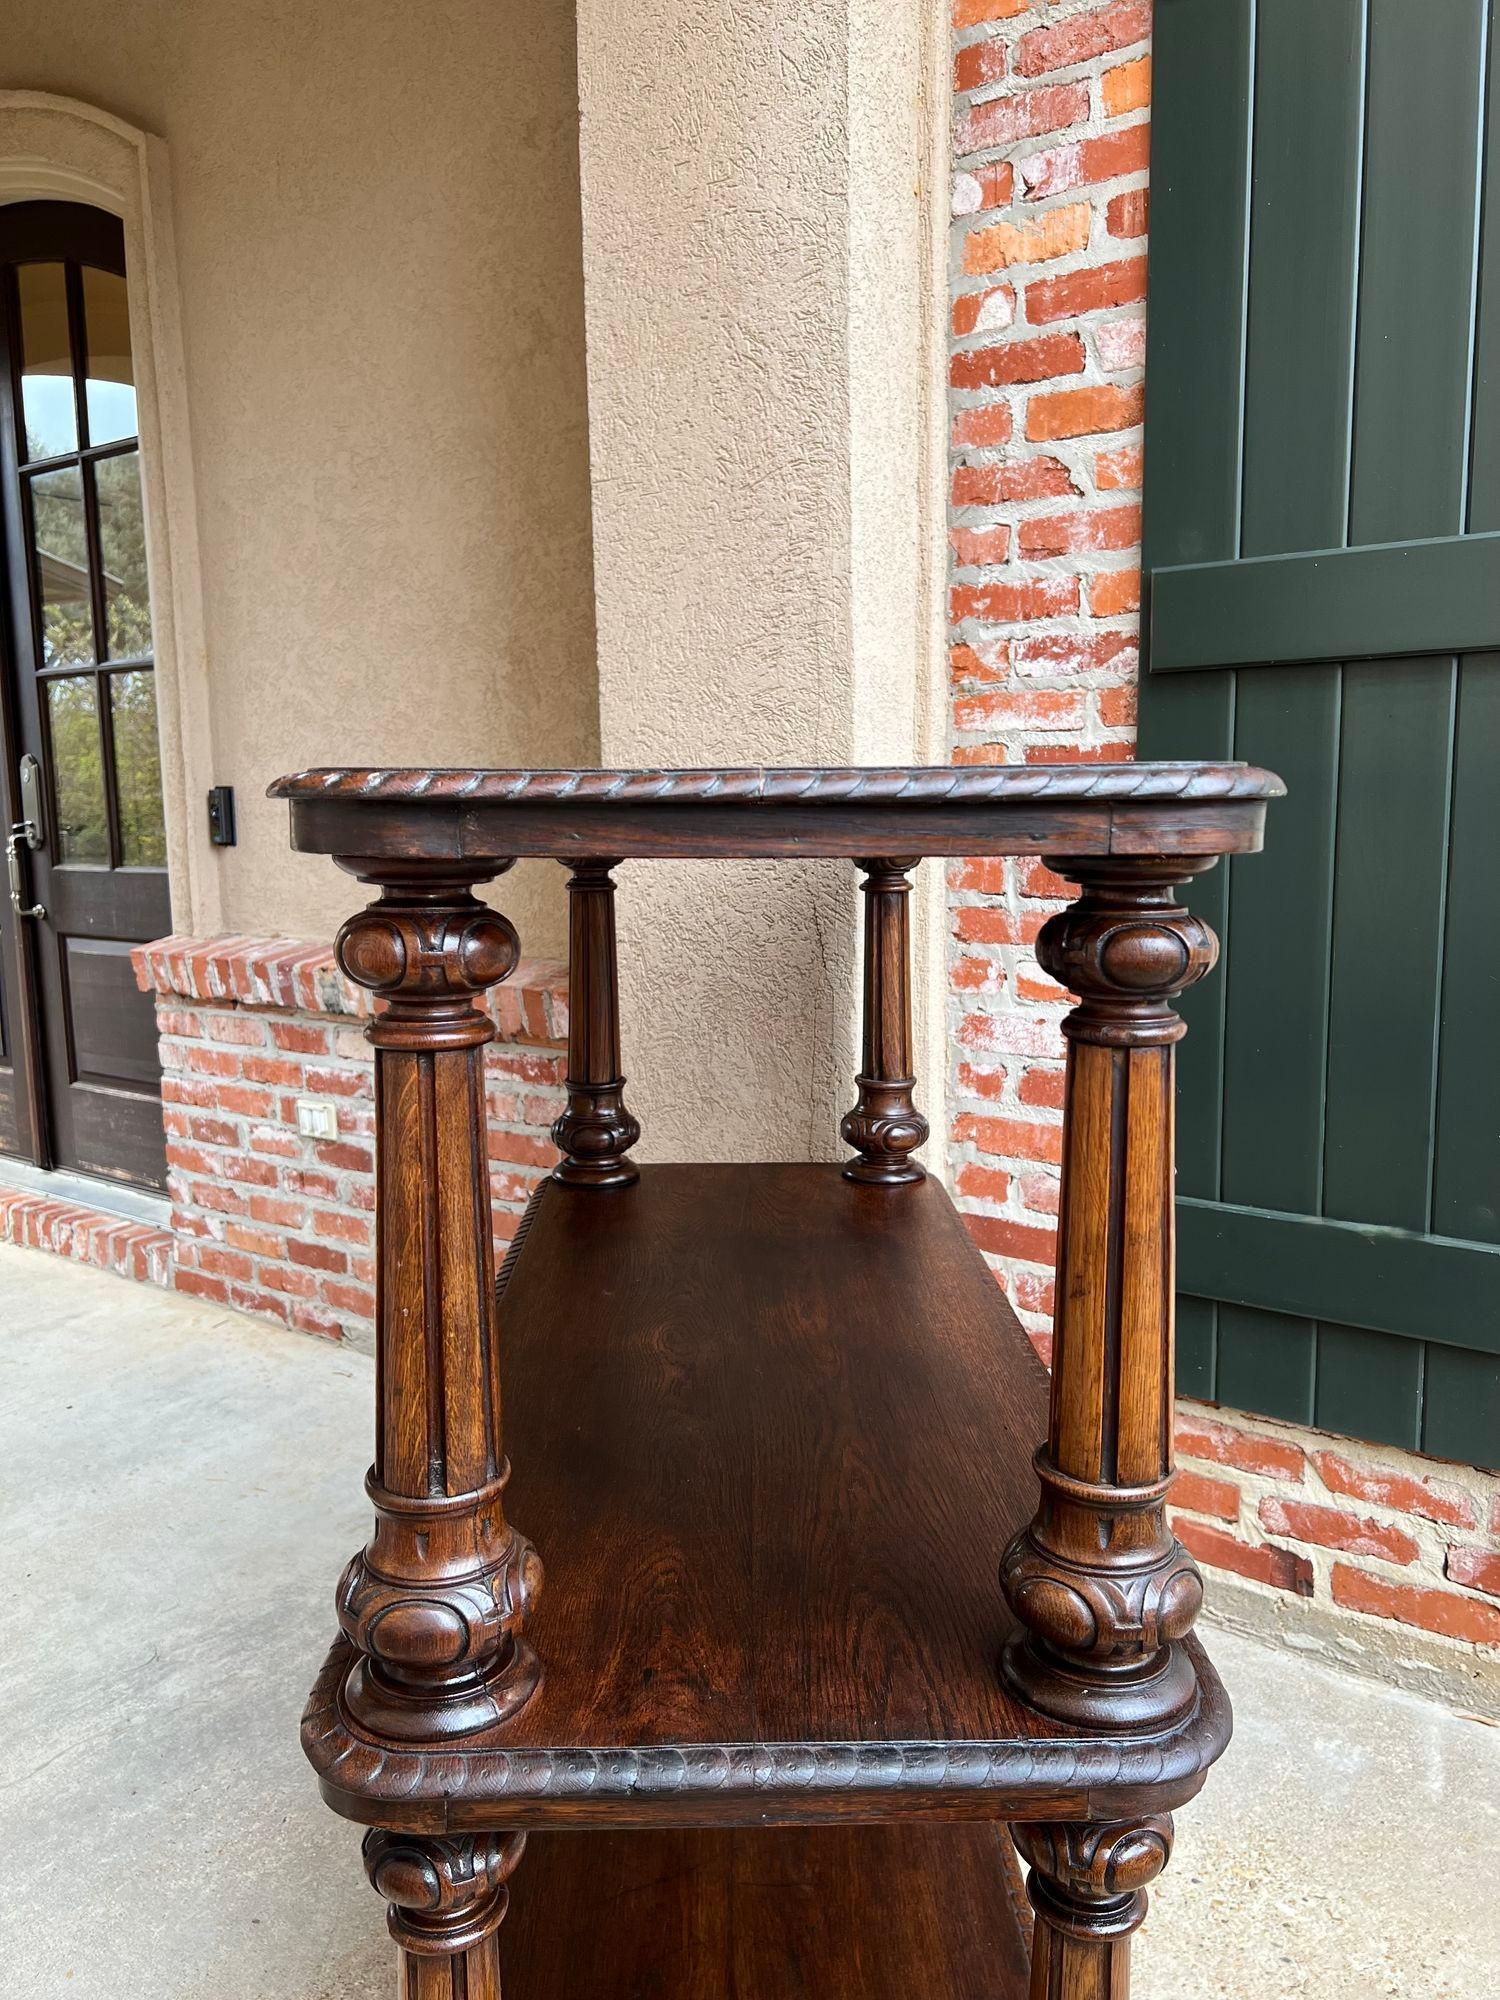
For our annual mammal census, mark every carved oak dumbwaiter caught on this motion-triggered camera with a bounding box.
[273,761,1282,2000]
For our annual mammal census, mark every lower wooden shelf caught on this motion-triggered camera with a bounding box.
[499,1823,1032,1999]
[305,1164,1229,1831]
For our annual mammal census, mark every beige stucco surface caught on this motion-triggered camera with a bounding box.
[575,0,949,1159]
[1,1,598,954]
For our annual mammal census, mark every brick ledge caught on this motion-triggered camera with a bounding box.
[132,934,568,1045]
[0,1188,173,1287]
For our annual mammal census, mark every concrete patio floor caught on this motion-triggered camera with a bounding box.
[2,1245,1495,2000]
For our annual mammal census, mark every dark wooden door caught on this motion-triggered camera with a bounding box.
[1139,0,1500,1468]
[0,203,168,1190]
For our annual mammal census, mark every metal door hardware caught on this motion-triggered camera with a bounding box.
[8,755,45,917]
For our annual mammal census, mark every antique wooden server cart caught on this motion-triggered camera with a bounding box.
[271,760,1282,2000]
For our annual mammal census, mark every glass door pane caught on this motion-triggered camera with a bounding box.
[81,266,136,446]
[29,465,94,665]
[16,262,77,460]
[109,670,166,867]
[45,675,109,862]
[95,450,150,657]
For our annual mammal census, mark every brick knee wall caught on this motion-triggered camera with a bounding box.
[944,1,1499,1673]
[130,935,566,1347]
[1169,1405,1500,1658]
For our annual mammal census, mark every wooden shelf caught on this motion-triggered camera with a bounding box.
[305,1165,1228,1831]
[498,1823,1033,1999]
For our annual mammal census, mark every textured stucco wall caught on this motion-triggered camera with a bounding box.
[575,0,948,1160]
[2,0,597,954]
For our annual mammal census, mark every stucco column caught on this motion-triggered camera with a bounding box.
[575,0,949,1161]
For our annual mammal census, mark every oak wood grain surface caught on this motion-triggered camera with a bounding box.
[498,1823,1032,2000]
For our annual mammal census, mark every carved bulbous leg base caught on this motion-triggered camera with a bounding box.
[344,1636,544,1743]
[551,1081,641,1188]
[1012,1817,1172,2000]
[840,1076,929,1184]
[1000,1457,1202,1731]
[1001,1627,1198,1736]
[1000,1471,1202,1732]
[365,1830,525,2000]
[337,1465,544,1741]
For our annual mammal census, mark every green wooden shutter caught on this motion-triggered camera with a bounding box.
[1140,0,1500,1468]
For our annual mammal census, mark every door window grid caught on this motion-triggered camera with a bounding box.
[7,253,162,871]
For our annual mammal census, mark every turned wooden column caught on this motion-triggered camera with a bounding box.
[551,857,640,1186]
[1001,856,1217,1732]
[332,858,543,1744]
[1012,1817,1173,2000]
[365,1829,526,2000]
[841,857,929,1183]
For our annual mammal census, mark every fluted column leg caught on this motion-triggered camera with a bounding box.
[551,857,640,1186]
[1001,857,1217,1731]
[332,857,543,1745]
[1012,1818,1173,2000]
[841,857,929,1183]
[365,1830,526,2000]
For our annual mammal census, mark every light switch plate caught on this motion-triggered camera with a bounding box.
[295,1097,340,1141]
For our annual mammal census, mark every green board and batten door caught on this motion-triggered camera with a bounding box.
[1140,0,1500,1468]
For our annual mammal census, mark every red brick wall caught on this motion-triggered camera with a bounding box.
[943,0,1500,1674]
[948,0,1149,1347]
[130,936,566,1345]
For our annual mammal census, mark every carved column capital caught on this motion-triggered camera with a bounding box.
[336,867,519,1050]
[1036,855,1217,1046]
[363,1829,526,1959]
[1012,1816,1173,1943]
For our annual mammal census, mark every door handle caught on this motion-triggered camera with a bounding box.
[7,823,45,919]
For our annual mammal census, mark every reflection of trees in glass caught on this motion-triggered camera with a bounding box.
[32,453,153,664]
[46,678,107,863]
[31,466,92,667]
[96,451,152,658]
[112,672,166,866]
[28,450,166,869]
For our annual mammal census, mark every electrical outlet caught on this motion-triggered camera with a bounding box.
[295,1097,340,1141]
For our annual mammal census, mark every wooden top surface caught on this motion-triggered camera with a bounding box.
[304,1166,1229,1829]
[270,761,1281,860]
